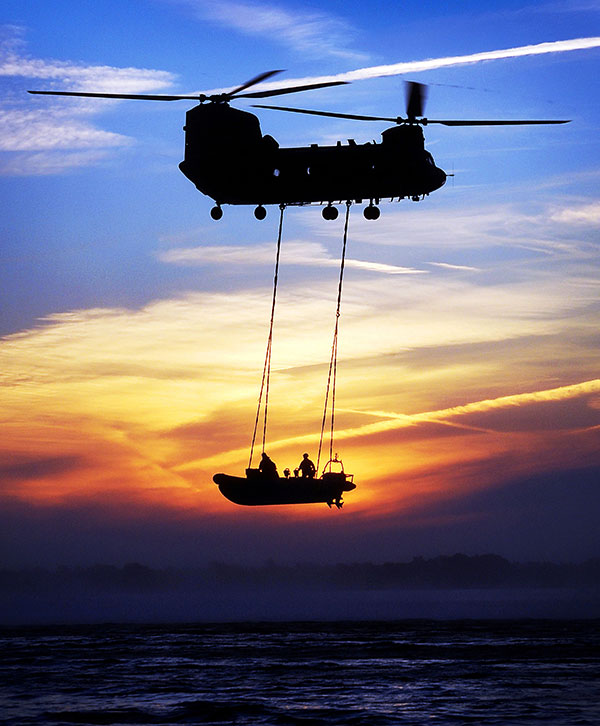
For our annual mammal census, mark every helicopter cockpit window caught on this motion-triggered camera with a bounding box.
[273,168,280,177]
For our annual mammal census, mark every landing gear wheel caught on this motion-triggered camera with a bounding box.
[254,205,267,220]
[322,204,339,221]
[210,205,223,220]
[363,205,380,220]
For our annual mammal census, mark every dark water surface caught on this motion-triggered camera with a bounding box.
[1,620,598,725]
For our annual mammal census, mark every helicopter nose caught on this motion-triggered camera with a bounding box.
[435,167,447,190]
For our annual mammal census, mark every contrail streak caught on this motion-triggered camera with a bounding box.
[206,37,600,95]
[180,379,600,470]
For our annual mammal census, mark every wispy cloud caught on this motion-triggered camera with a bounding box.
[0,26,175,92]
[159,241,426,275]
[0,149,113,175]
[0,108,130,151]
[171,0,368,61]
[550,201,600,225]
[0,26,175,172]
[308,197,600,263]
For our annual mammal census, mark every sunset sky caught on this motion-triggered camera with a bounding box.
[1,0,599,568]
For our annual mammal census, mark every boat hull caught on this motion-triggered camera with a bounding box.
[213,472,356,506]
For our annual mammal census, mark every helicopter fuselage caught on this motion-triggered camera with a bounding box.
[28,72,568,219]
[178,104,446,208]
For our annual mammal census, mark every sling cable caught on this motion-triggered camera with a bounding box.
[213,203,357,508]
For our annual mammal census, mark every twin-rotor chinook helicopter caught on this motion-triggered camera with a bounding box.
[29,70,569,220]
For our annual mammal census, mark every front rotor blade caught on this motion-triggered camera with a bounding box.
[406,81,426,119]
[237,80,348,99]
[427,118,571,126]
[227,70,285,97]
[253,103,400,122]
[28,90,200,101]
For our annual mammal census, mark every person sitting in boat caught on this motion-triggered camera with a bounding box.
[259,452,278,479]
[298,453,316,478]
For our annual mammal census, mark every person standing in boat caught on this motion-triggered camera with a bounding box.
[259,452,278,479]
[298,453,316,478]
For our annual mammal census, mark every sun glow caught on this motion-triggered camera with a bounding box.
[3,279,597,520]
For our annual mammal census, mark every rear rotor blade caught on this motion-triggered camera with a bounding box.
[253,103,401,122]
[427,119,571,125]
[254,103,571,126]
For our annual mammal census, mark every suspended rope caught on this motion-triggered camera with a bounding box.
[317,201,351,473]
[249,204,285,469]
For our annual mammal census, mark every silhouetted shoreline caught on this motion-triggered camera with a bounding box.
[2,554,599,623]
[2,553,599,591]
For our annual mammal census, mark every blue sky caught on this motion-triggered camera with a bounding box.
[1,1,599,567]
[1,2,598,331]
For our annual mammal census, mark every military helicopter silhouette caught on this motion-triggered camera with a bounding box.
[29,70,569,221]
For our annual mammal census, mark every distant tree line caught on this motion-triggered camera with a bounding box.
[2,554,599,592]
